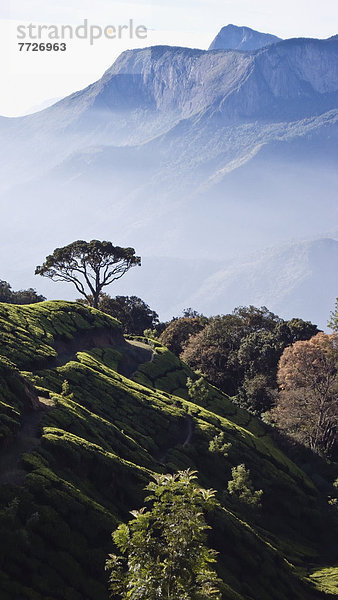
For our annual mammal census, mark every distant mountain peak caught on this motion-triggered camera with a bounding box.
[209,24,282,51]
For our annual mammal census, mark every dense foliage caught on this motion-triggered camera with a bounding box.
[79,294,159,336]
[179,307,319,414]
[159,316,207,355]
[227,464,263,510]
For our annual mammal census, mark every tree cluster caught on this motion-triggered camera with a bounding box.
[160,306,319,414]
[159,315,208,355]
[79,293,159,336]
[0,280,46,305]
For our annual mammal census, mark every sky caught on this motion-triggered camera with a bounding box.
[1,0,338,116]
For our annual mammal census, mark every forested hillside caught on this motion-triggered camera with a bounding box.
[0,301,337,599]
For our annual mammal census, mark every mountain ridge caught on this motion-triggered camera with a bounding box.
[1,36,337,194]
[0,32,337,328]
[3,36,338,132]
[209,24,282,51]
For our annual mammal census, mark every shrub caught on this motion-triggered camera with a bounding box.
[209,432,232,457]
[227,464,263,509]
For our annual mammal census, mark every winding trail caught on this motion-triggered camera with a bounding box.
[158,416,194,464]
[0,398,55,486]
[183,416,194,448]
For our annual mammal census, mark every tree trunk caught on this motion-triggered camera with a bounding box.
[92,292,99,309]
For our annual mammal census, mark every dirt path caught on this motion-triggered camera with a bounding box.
[158,416,194,463]
[0,398,55,486]
[183,416,193,448]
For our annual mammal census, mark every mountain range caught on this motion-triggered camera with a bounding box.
[1,25,337,326]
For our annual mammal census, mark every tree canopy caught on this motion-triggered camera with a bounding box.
[35,240,141,308]
[159,315,207,356]
[106,470,221,600]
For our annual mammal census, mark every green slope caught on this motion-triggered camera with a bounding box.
[0,301,336,600]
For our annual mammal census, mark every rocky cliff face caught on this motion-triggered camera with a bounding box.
[1,35,337,190]
[39,36,338,126]
[1,36,337,156]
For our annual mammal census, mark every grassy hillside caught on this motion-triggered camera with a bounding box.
[0,301,337,600]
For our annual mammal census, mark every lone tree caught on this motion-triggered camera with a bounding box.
[35,240,141,308]
[106,470,221,600]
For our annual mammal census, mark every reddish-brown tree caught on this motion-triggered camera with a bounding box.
[159,316,207,356]
[271,332,338,456]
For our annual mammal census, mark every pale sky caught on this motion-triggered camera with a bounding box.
[1,0,337,116]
